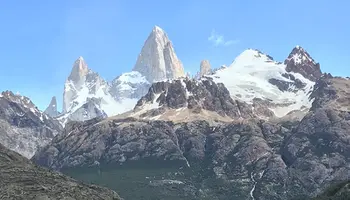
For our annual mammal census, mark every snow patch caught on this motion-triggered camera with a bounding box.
[115,71,148,84]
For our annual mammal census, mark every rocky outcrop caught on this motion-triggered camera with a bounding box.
[284,45,322,81]
[199,60,211,77]
[0,91,62,158]
[131,78,258,121]
[133,26,185,82]
[44,96,59,117]
[0,142,122,200]
[309,74,350,113]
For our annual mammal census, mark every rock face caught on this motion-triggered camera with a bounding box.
[33,76,350,199]
[0,142,122,200]
[44,96,59,117]
[199,60,211,77]
[284,45,322,81]
[0,91,62,158]
[131,78,256,122]
[133,26,185,82]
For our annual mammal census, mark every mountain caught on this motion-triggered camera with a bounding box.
[44,96,59,117]
[61,56,116,116]
[0,91,62,158]
[210,48,315,118]
[133,26,185,82]
[32,73,350,200]
[58,57,136,125]
[284,45,322,81]
[0,142,122,200]
[58,26,185,125]
[32,45,350,199]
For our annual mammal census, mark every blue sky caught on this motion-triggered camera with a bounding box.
[0,0,349,111]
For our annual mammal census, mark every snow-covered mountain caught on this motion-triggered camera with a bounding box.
[117,46,321,122]
[53,24,323,127]
[0,91,62,158]
[133,26,185,82]
[58,26,185,125]
[58,56,142,125]
[58,44,321,125]
[209,47,318,118]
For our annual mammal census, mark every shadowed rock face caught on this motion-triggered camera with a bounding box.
[0,143,122,200]
[32,109,350,199]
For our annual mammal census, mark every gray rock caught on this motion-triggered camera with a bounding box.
[199,60,211,77]
[135,78,256,119]
[44,96,59,117]
[284,46,322,81]
[0,91,62,158]
[133,26,185,82]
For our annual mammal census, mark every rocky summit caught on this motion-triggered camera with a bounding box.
[44,96,59,117]
[284,45,322,81]
[133,26,185,82]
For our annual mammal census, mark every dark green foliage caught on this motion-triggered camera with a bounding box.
[313,181,350,200]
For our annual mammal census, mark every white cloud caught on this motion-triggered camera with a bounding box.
[208,30,239,47]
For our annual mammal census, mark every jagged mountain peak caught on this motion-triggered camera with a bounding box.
[44,96,59,117]
[1,90,35,108]
[68,56,89,82]
[284,45,322,81]
[286,45,316,64]
[133,26,185,82]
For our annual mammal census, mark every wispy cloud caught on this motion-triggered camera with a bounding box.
[208,30,239,47]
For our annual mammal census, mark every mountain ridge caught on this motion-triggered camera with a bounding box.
[47,42,320,127]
